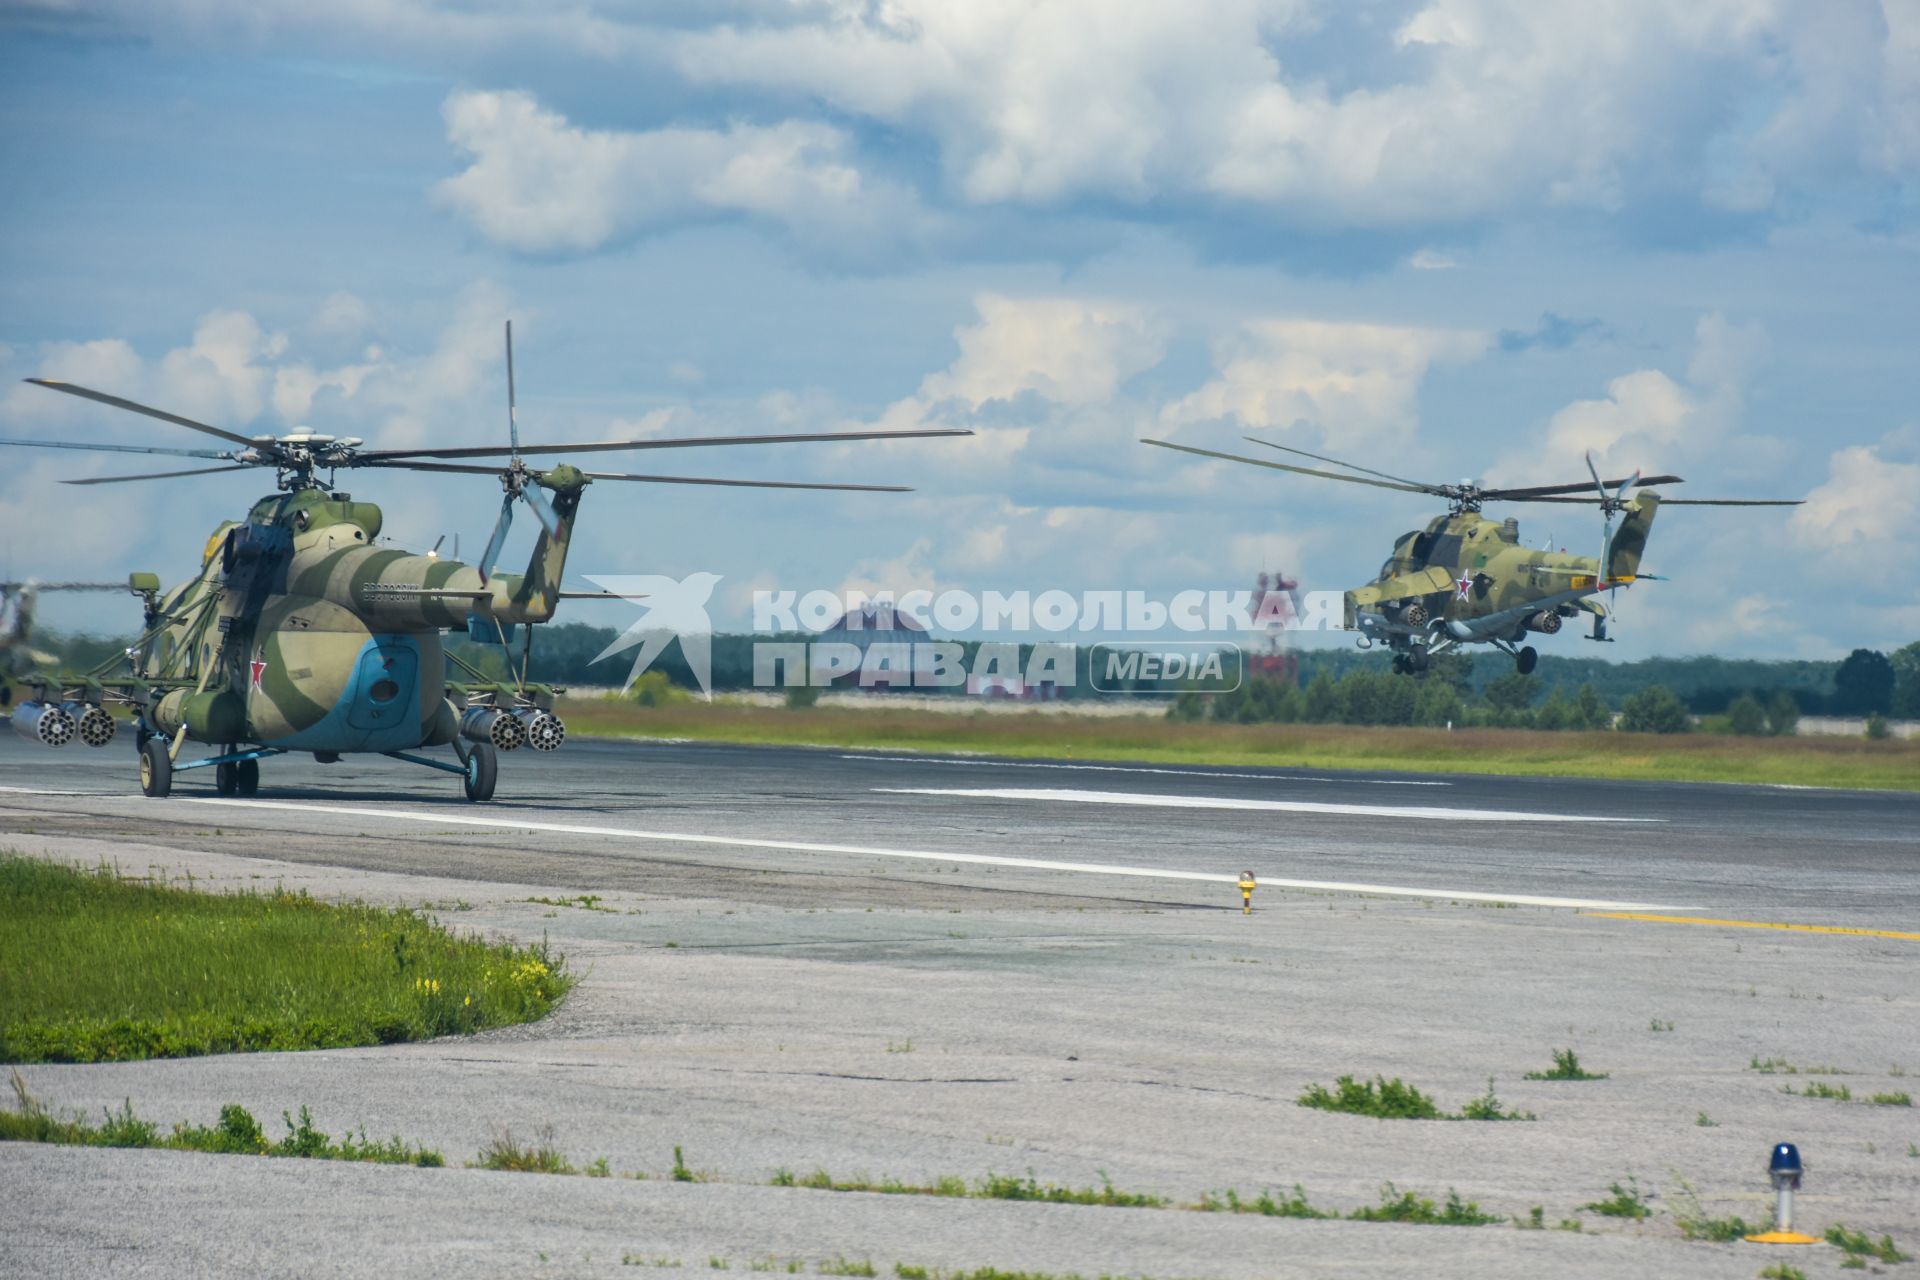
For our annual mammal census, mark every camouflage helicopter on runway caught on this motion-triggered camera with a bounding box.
[1144,436,1800,675]
[2,324,967,800]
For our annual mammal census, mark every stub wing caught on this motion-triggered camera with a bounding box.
[1344,567,1455,629]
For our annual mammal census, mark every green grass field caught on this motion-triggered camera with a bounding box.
[559,699,1920,791]
[0,857,572,1063]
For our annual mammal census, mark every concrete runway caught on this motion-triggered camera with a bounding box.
[1,732,1917,1278]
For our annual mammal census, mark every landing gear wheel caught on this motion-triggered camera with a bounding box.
[1391,653,1409,675]
[462,741,497,802]
[1516,645,1538,675]
[236,758,259,796]
[140,737,173,798]
[216,761,238,795]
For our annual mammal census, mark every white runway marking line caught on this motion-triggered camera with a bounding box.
[0,785,1686,911]
[837,754,1451,786]
[873,785,1657,825]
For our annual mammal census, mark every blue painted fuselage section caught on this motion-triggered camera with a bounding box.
[264,634,428,753]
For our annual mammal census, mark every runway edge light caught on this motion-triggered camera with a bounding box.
[1744,1142,1819,1245]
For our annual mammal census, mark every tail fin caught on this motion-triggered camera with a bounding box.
[503,466,589,624]
[1606,492,1659,582]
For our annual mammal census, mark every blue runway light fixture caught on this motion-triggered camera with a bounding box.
[1745,1141,1818,1245]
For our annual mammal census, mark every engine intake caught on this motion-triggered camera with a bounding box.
[11,701,76,747]
[460,706,524,752]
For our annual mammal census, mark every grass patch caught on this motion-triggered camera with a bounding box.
[1825,1225,1910,1264]
[1748,1057,1848,1076]
[1298,1075,1443,1120]
[1298,1074,1533,1121]
[1870,1091,1912,1106]
[1675,1211,1757,1242]
[770,1168,1164,1208]
[1346,1184,1502,1226]
[1782,1082,1852,1101]
[893,1270,1175,1280]
[1582,1179,1652,1220]
[0,856,571,1063]
[524,894,614,913]
[0,1073,443,1166]
[672,1144,701,1182]
[1195,1185,1333,1218]
[1525,1049,1608,1082]
[1758,1266,1807,1280]
[1459,1079,1536,1122]
[558,698,1920,791]
[472,1128,576,1174]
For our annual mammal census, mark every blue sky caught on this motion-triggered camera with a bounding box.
[2,1,1916,660]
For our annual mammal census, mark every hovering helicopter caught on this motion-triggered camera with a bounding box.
[1143,436,1801,674]
[1,580,130,708]
[2,323,968,799]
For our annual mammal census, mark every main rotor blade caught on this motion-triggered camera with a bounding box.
[1140,439,1433,494]
[520,483,563,537]
[0,435,237,461]
[505,320,519,459]
[60,464,260,485]
[1515,496,1803,506]
[477,492,516,585]
[24,379,256,446]
[355,427,973,462]
[1483,474,1683,499]
[583,470,912,492]
[1239,436,1438,491]
[362,458,914,489]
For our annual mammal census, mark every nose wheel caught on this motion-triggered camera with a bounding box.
[140,737,172,798]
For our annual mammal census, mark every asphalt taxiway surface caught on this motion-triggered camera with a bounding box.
[1,734,1915,921]
[1,733,1916,1278]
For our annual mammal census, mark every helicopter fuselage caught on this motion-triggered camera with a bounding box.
[135,482,579,755]
[1343,495,1659,662]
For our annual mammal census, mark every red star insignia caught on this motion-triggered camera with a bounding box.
[250,658,269,690]
[1455,575,1473,599]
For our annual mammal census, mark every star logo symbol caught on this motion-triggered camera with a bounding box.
[1455,574,1473,599]
[250,657,269,690]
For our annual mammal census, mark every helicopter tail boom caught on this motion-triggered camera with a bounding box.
[1604,492,1659,584]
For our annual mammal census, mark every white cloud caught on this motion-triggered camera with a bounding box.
[1792,427,1920,549]
[676,0,1920,224]
[919,294,1166,409]
[432,90,927,257]
[1162,318,1487,445]
[1493,313,1767,485]
[30,1,1919,240]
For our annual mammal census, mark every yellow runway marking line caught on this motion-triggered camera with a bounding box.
[1582,911,1920,941]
